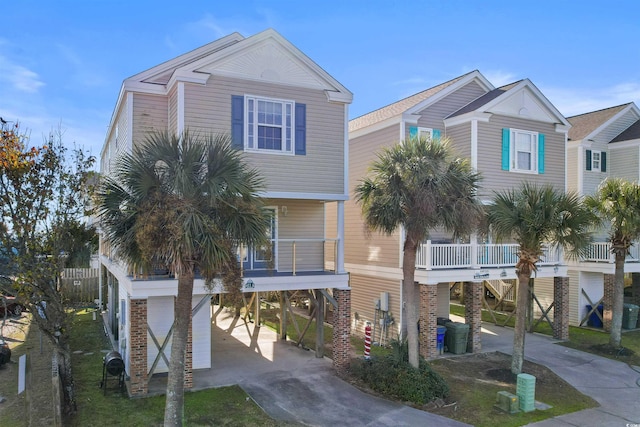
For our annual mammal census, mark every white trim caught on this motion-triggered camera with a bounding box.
[399,120,405,142]
[343,105,349,196]
[244,94,295,154]
[404,71,495,116]
[607,138,640,150]
[337,201,345,274]
[350,116,401,140]
[261,191,348,200]
[578,146,584,195]
[177,82,185,134]
[126,92,133,151]
[443,111,491,127]
[509,128,539,174]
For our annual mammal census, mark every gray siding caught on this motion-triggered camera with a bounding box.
[182,75,346,195]
[168,85,178,134]
[610,145,639,182]
[350,273,401,338]
[445,122,472,160]
[347,124,402,269]
[582,139,609,197]
[415,80,488,131]
[476,116,565,199]
[132,93,168,148]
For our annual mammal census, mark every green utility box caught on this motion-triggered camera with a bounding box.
[445,322,469,354]
[622,304,639,329]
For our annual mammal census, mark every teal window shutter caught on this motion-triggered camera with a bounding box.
[538,133,545,174]
[409,126,418,139]
[586,149,592,171]
[231,95,244,149]
[502,128,510,170]
[601,152,607,172]
[433,129,441,139]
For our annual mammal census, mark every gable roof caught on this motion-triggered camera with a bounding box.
[611,118,640,142]
[348,70,491,132]
[566,103,633,141]
[446,79,570,128]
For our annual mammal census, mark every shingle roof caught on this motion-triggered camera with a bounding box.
[611,118,640,142]
[566,103,631,141]
[348,71,478,132]
[447,88,505,118]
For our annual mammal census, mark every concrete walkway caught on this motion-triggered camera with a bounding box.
[476,319,640,426]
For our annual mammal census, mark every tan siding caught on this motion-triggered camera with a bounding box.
[324,202,337,266]
[115,98,130,157]
[350,273,401,338]
[567,145,579,193]
[132,93,168,147]
[476,116,565,199]
[270,199,325,272]
[183,76,346,195]
[532,278,555,320]
[610,145,639,182]
[347,125,402,268]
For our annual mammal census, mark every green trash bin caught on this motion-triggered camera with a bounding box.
[622,303,639,329]
[445,322,469,354]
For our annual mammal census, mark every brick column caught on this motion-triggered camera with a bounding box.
[129,298,148,396]
[553,277,570,340]
[464,281,482,353]
[632,273,640,307]
[332,289,351,372]
[603,274,615,332]
[184,316,193,389]
[419,284,437,359]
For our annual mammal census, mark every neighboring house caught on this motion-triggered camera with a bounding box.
[565,102,640,329]
[338,70,573,358]
[99,29,353,396]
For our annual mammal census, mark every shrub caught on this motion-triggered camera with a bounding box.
[351,339,449,405]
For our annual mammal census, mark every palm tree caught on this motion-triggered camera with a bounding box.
[585,178,640,348]
[96,131,270,426]
[355,136,482,368]
[487,183,594,374]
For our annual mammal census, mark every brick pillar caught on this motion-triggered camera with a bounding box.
[632,273,640,307]
[184,316,193,389]
[419,284,437,359]
[553,277,570,340]
[332,289,351,372]
[464,281,482,353]
[129,298,148,396]
[603,274,615,332]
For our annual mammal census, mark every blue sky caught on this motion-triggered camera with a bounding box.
[2,1,639,158]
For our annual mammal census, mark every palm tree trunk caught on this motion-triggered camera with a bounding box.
[403,239,420,368]
[511,271,531,375]
[609,252,626,347]
[164,269,194,427]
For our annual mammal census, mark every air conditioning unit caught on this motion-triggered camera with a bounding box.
[495,391,520,413]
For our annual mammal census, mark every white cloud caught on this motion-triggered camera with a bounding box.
[0,54,45,93]
[542,81,640,117]
[482,70,517,88]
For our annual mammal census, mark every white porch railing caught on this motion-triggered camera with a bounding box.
[583,242,640,263]
[415,241,562,270]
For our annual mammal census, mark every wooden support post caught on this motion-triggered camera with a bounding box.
[279,291,287,340]
[255,291,260,327]
[315,290,325,358]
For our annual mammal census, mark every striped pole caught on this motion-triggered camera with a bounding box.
[364,322,372,360]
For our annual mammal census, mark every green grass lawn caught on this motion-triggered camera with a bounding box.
[69,309,288,426]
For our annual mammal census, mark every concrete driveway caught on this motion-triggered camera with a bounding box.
[189,306,469,426]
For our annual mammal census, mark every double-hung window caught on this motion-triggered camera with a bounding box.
[246,96,294,154]
[502,128,544,174]
[592,151,601,171]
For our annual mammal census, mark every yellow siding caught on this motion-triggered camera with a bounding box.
[350,273,401,338]
[132,93,168,147]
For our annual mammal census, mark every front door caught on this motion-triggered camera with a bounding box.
[240,208,276,271]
